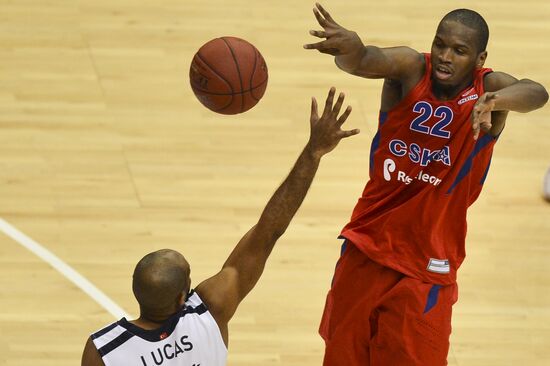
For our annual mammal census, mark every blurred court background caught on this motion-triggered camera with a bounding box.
[0,0,549,365]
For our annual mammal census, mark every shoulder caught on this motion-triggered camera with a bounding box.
[195,272,236,323]
[81,336,105,366]
[396,49,427,90]
[483,71,518,92]
[382,49,425,84]
[380,51,426,111]
[194,281,230,346]
[387,46,425,78]
[90,321,121,341]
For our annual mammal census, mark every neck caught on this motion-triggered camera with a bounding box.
[432,75,474,100]
[132,307,181,329]
[130,315,167,330]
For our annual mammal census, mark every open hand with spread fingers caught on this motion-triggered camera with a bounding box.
[303,3,364,56]
[471,92,498,140]
[307,87,360,159]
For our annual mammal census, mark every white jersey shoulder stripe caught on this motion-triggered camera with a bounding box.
[91,324,129,349]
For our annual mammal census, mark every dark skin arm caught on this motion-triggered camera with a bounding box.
[195,88,359,347]
[472,71,549,139]
[81,337,105,366]
[304,4,549,139]
[303,3,425,90]
[80,88,359,361]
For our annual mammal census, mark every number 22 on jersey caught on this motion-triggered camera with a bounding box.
[410,101,453,139]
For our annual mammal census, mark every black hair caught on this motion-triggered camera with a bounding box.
[132,249,189,315]
[441,9,489,52]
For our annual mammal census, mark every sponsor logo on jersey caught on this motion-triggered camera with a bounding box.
[395,170,442,186]
[383,159,396,181]
[382,158,442,186]
[458,94,479,105]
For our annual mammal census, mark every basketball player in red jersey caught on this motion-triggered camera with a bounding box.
[304,3,548,365]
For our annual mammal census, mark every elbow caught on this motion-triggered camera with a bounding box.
[271,228,286,242]
[334,46,367,76]
[334,57,358,75]
[533,80,549,108]
[523,79,549,110]
[255,222,286,245]
[539,84,549,108]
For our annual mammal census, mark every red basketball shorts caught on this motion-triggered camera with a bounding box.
[320,241,458,366]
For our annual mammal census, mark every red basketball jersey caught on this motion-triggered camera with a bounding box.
[341,53,495,285]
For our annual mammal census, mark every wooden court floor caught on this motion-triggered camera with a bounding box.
[0,0,549,365]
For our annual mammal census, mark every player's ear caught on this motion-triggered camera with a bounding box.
[177,292,186,307]
[476,51,487,68]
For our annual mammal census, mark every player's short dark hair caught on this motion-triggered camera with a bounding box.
[441,9,489,52]
[132,249,189,315]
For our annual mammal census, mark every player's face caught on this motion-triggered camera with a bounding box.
[430,20,487,90]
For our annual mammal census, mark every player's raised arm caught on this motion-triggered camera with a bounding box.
[303,3,424,81]
[471,71,549,139]
[195,88,359,344]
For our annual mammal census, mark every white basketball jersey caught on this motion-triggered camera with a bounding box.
[91,291,227,366]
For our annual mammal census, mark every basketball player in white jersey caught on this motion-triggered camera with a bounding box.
[81,88,359,366]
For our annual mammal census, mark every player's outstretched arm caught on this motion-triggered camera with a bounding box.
[196,88,359,345]
[303,3,424,81]
[471,72,549,139]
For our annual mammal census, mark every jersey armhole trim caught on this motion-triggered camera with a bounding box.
[191,291,229,353]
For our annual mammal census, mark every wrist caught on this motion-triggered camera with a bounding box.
[304,142,324,161]
[491,93,506,111]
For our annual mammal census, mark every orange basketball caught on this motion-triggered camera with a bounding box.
[189,37,268,114]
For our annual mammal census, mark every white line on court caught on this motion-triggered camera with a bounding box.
[0,218,130,320]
